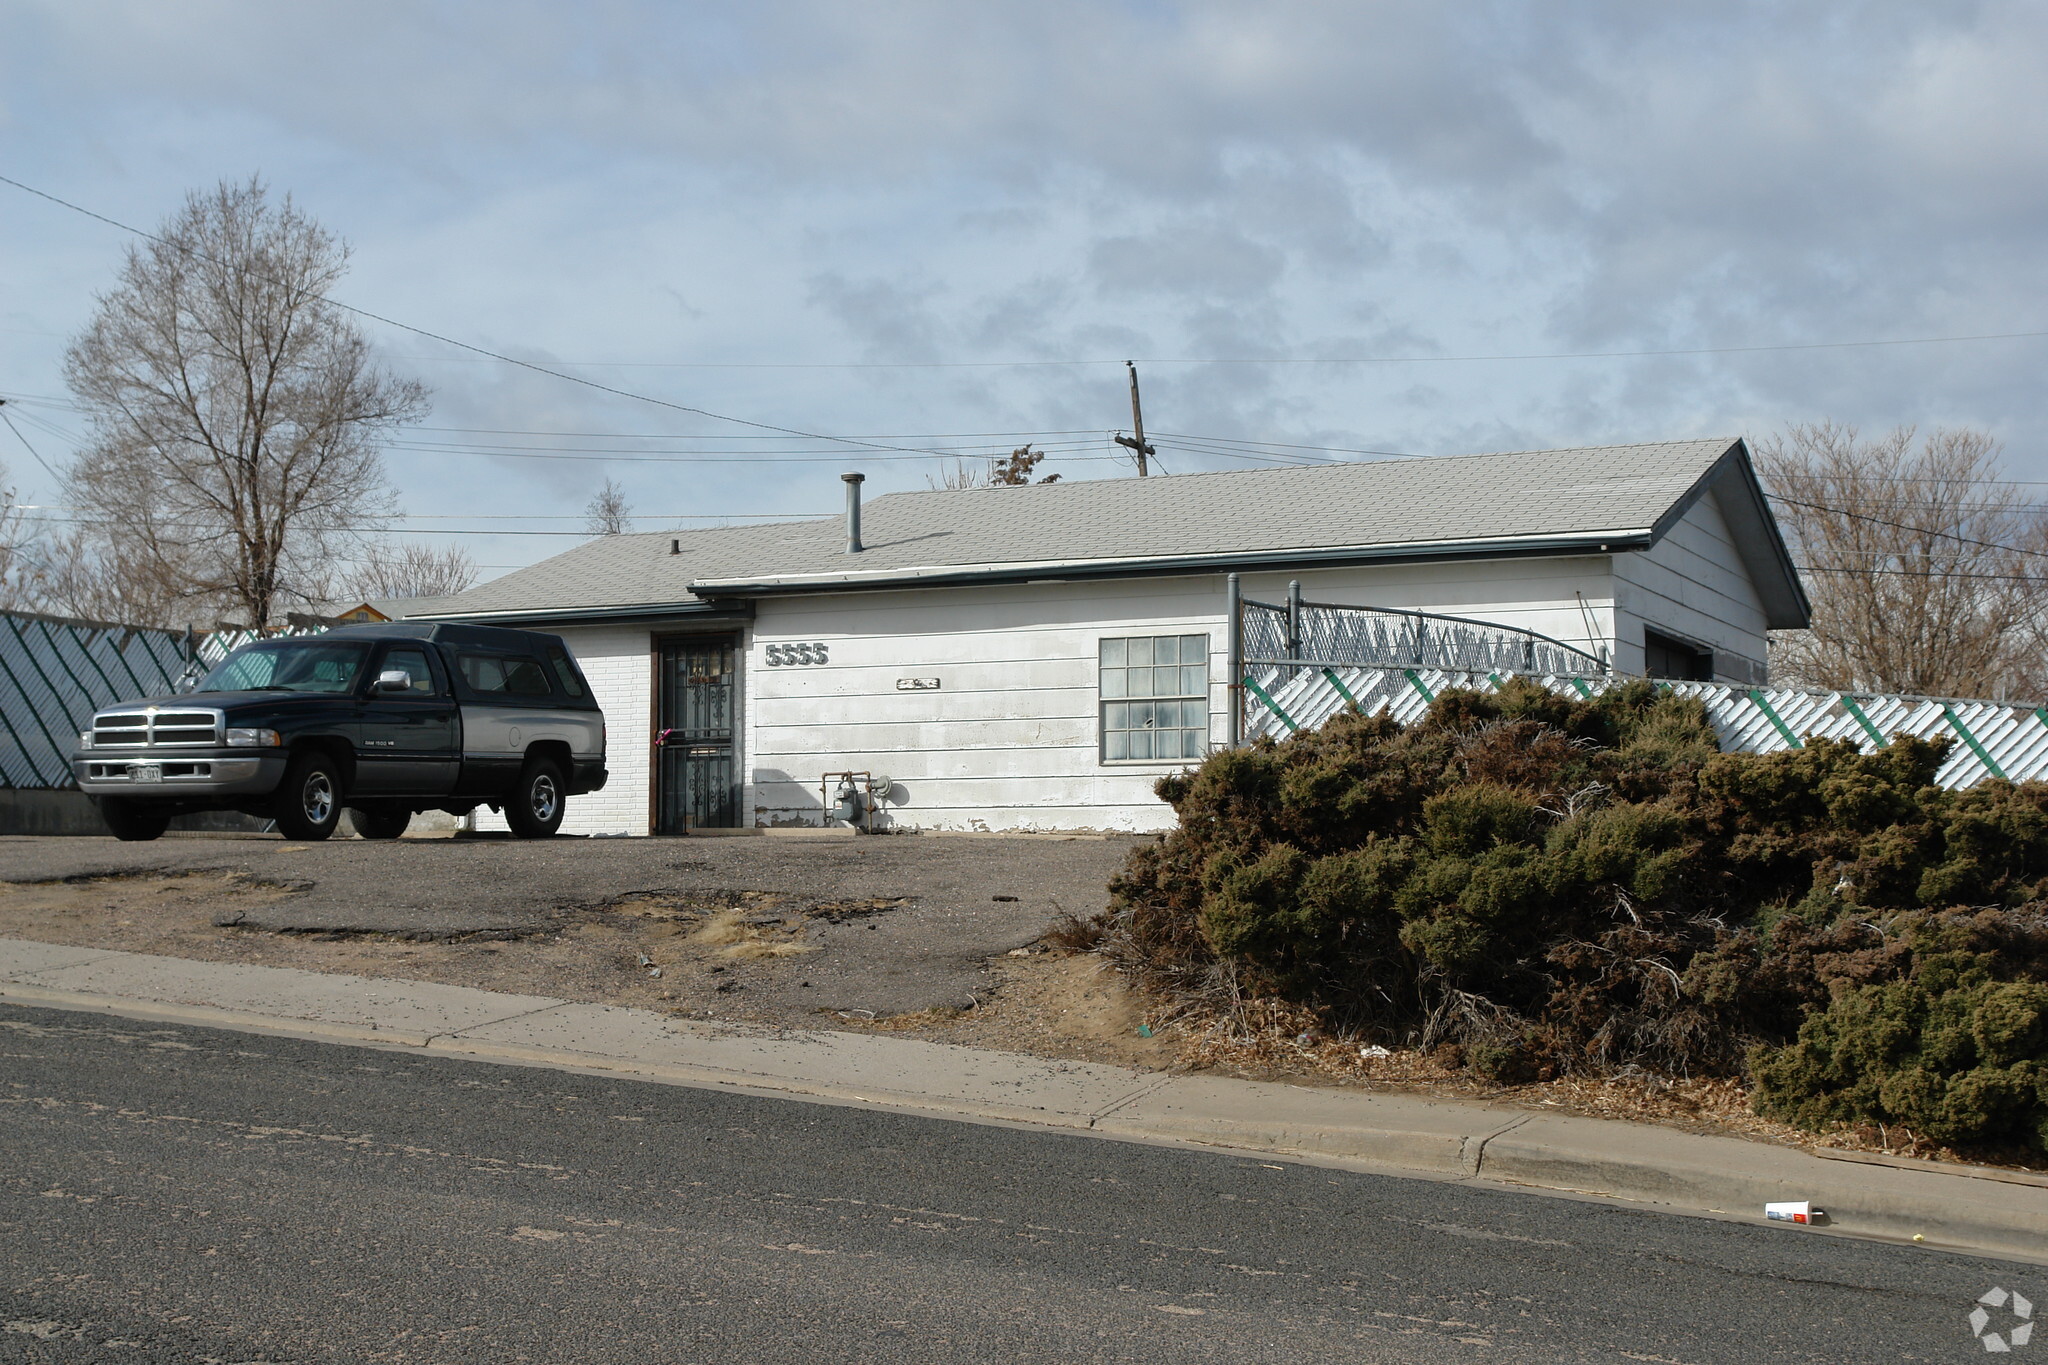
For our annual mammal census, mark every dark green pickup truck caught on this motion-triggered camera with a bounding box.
[71,622,607,842]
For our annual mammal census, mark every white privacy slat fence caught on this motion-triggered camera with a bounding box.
[1239,664,2048,791]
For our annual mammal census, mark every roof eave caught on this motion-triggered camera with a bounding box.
[686,530,1653,597]
[401,599,752,627]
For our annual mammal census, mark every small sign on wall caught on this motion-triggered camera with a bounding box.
[896,677,941,691]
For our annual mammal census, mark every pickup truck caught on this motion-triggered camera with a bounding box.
[71,622,607,842]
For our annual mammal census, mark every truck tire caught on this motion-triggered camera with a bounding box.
[274,751,344,841]
[347,806,412,840]
[505,757,566,839]
[99,800,168,842]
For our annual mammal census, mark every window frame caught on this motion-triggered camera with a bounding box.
[1098,632,1211,766]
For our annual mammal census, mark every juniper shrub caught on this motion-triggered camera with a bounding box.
[1099,678,2048,1157]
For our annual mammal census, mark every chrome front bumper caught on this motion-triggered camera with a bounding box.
[73,752,287,799]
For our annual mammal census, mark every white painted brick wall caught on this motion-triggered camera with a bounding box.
[472,624,651,836]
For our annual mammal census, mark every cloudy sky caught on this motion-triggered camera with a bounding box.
[3,1,2046,584]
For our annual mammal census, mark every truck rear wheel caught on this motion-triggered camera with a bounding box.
[99,799,168,842]
[505,758,565,839]
[347,806,412,840]
[274,751,343,841]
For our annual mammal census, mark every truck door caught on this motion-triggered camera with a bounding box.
[354,643,459,796]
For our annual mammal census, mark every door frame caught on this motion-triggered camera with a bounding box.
[648,628,745,833]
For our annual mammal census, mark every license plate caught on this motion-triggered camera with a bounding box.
[130,764,163,783]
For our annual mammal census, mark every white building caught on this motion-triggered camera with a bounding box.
[409,438,1808,835]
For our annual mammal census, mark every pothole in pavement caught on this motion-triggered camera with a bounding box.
[574,889,916,963]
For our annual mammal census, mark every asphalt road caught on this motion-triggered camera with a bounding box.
[1,1003,2030,1364]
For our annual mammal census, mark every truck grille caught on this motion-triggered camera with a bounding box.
[91,710,222,748]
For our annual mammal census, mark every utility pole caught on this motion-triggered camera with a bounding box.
[1113,360,1158,477]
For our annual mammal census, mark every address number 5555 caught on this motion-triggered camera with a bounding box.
[765,642,829,666]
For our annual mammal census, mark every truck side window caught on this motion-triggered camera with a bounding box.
[459,654,505,693]
[460,653,553,698]
[380,647,437,695]
[503,659,552,696]
[546,645,587,698]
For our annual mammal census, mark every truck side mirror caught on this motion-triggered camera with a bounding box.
[375,670,413,693]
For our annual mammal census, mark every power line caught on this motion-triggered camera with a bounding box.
[0,173,950,461]
[380,331,2048,368]
[1797,563,2048,584]
[0,405,67,485]
[1767,493,2048,563]
[382,442,1129,467]
[413,424,1107,440]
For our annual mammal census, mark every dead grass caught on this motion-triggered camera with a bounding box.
[688,905,821,959]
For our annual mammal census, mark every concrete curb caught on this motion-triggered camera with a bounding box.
[3,937,2043,1263]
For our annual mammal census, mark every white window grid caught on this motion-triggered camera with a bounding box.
[1101,633,1210,763]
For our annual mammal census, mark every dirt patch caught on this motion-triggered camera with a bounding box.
[0,874,303,958]
[0,873,923,1025]
[841,950,1179,1069]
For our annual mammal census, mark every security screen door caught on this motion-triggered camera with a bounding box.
[656,636,739,832]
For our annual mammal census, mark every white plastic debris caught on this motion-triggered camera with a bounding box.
[1360,1045,1393,1059]
[1764,1200,1822,1224]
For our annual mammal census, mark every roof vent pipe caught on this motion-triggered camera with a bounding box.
[842,471,865,553]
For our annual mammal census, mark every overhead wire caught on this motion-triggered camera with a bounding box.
[1765,493,2048,563]
[374,331,2048,368]
[0,173,954,461]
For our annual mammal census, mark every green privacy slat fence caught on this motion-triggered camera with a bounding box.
[1239,663,2048,791]
[0,611,320,790]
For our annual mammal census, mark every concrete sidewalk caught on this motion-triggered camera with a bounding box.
[4,936,2042,1263]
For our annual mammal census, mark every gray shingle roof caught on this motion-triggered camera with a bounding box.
[412,438,1804,624]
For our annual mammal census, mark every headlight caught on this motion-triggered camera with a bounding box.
[225,728,282,748]
[77,731,94,750]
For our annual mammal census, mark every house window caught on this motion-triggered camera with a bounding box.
[1101,634,1209,762]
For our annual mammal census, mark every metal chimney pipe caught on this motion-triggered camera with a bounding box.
[841,472,865,553]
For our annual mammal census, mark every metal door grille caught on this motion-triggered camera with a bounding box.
[656,636,739,832]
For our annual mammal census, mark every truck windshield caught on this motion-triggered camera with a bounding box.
[196,640,371,694]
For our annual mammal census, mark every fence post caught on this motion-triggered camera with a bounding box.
[1226,572,1241,749]
[1285,579,1302,676]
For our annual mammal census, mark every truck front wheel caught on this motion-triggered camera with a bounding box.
[99,799,168,842]
[506,758,566,839]
[274,751,343,841]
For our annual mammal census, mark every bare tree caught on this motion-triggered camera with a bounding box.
[61,177,428,628]
[1757,422,2048,698]
[925,459,983,491]
[344,541,477,601]
[29,530,188,626]
[0,461,39,613]
[585,478,632,535]
[927,446,1061,490]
